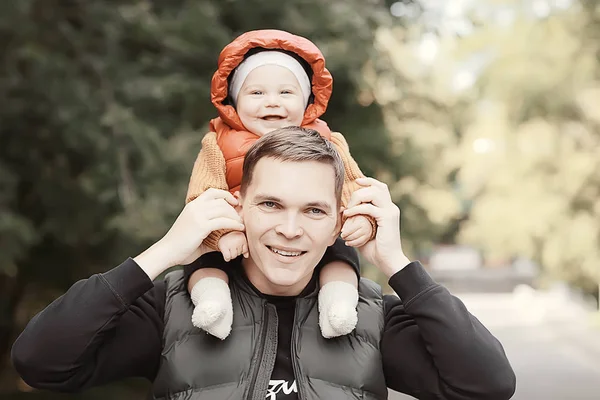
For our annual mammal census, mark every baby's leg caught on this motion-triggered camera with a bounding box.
[188,267,228,293]
[319,260,358,287]
[318,261,359,338]
[187,266,232,340]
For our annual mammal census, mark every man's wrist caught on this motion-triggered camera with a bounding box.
[134,240,175,281]
[379,252,411,279]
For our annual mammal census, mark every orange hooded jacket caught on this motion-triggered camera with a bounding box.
[186,30,376,249]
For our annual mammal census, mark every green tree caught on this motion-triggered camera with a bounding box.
[0,0,415,397]
[447,0,600,293]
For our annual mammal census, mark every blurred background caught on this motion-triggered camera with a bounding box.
[2,0,600,398]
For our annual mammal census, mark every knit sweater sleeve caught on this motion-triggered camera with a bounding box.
[185,131,230,250]
[329,131,377,240]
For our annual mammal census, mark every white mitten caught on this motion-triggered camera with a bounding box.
[190,277,233,340]
[318,281,359,339]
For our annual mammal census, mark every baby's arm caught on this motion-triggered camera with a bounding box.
[186,131,230,250]
[328,132,377,243]
[341,215,373,248]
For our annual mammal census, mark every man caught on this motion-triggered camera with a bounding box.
[12,127,516,399]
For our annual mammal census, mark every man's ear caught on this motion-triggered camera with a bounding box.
[234,190,243,217]
[328,206,345,246]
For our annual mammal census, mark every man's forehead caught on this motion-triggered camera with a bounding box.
[248,158,337,207]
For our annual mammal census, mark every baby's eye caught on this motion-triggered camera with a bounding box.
[281,90,293,94]
[251,90,263,95]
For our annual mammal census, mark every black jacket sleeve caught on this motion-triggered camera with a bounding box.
[11,258,165,392]
[184,236,361,282]
[381,262,516,400]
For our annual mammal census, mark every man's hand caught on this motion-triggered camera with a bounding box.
[134,188,245,280]
[340,215,373,248]
[343,177,410,278]
[218,231,249,261]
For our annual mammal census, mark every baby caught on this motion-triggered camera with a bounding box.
[184,30,376,340]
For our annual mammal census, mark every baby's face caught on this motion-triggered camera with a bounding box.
[235,64,306,136]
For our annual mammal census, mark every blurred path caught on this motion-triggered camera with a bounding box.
[389,290,600,399]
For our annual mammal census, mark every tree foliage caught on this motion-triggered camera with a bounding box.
[0,0,416,396]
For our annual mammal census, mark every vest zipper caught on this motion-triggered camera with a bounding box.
[245,303,267,399]
[291,302,306,400]
[247,303,278,400]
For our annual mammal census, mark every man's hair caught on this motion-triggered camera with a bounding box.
[241,126,344,204]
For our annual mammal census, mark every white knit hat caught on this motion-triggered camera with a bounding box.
[229,51,312,107]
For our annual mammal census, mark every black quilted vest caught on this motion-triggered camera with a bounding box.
[152,269,388,399]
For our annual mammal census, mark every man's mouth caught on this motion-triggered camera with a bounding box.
[266,245,306,257]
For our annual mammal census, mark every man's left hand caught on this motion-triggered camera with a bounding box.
[343,177,411,277]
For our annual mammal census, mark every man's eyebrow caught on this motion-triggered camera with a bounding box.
[305,202,332,213]
[253,194,283,204]
[253,194,332,213]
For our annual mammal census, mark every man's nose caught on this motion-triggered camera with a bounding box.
[275,214,303,239]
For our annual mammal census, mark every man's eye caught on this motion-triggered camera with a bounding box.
[262,201,276,208]
[309,208,324,215]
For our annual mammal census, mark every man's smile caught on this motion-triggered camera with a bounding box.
[266,245,307,258]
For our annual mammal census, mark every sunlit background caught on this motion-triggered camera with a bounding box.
[2,0,600,398]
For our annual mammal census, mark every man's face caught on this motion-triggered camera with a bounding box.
[235,64,306,137]
[239,157,341,296]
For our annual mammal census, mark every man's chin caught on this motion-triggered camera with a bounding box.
[265,269,306,287]
[262,265,313,293]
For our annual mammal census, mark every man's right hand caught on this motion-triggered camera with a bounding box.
[343,177,410,278]
[134,188,245,280]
